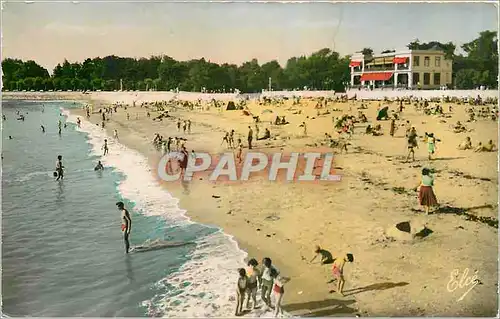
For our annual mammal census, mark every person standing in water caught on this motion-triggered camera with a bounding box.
[55,155,64,181]
[76,117,81,128]
[102,139,109,155]
[117,202,132,253]
[58,119,62,135]
[41,125,45,133]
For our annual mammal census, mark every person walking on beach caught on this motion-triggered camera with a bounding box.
[426,133,437,160]
[177,120,181,132]
[113,129,119,141]
[406,128,418,162]
[229,130,235,149]
[235,268,248,316]
[179,146,189,178]
[255,124,260,140]
[55,155,64,181]
[187,120,192,133]
[117,202,132,254]
[102,139,109,155]
[245,258,261,309]
[416,168,438,215]
[300,122,307,137]
[247,126,253,150]
[330,253,354,296]
[261,257,279,307]
[182,121,187,133]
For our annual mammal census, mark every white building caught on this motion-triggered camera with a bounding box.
[349,48,453,89]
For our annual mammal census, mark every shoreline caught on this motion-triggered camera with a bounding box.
[33,94,499,316]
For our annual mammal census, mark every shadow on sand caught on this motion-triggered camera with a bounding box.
[283,298,357,317]
[432,156,465,161]
[343,281,409,297]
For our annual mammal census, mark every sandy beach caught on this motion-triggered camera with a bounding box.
[7,91,496,316]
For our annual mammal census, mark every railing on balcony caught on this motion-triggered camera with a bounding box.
[364,65,394,72]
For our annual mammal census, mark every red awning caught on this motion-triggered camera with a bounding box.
[360,72,393,82]
[349,61,361,67]
[393,57,408,64]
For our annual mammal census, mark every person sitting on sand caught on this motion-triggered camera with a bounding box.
[365,125,373,135]
[310,245,334,264]
[235,268,248,316]
[453,121,466,133]
[245,258,261,309]
[257,128,271,140]
[372,124,383,136]
[416,168,438,215]
[474,140,496,152]
[457,136,472,150]
[330,253,354,296]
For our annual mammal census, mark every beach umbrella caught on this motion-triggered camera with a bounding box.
[262,109,273,114]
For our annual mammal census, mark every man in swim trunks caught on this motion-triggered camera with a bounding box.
[117,202,132,253]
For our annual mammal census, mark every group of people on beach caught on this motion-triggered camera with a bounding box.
[234,257,288,317]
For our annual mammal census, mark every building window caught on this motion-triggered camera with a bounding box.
[435,57,441,67]
[413,72,420,85]
[413,56,420,67]
[434,73,441,85]
[424,57,430,67]
[423,73,431,85]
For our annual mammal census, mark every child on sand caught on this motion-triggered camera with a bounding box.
[272,269,290,318]
[236,139,243,164]
[261,257,279,307]
[416,168,438,215]
[310,245,334,264]
[235,268,248,316]
[330,253,354,296]
[246,258,261,309]
[426,133,437,160]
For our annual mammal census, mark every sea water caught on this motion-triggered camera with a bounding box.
[2,100,278,317]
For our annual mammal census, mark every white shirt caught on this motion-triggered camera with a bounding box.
[261,265,279,281]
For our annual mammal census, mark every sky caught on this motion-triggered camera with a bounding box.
[1,0,498,72]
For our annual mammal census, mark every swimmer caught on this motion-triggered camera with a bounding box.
[116,202,132,254]
[55,155,64,181]
[41,125,45,133]
[94,161,104,171]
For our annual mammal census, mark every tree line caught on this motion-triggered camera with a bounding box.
[2,30,496,93]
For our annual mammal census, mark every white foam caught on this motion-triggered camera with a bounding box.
[62,109,288,318]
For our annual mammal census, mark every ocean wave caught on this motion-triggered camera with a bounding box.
[61,109,285,318]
